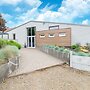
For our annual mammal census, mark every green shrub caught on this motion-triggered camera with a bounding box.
[0,39,7,48]
[77,52,87,56]
[86,53,90,57]
[0,49,6,60]
[0,39,21,49]
[58,47,65,52]
[7,40,21,49]
[86,43,90,51]
[72,51,90,57]
[63,49,70,53]
[0,45,19,63]
[71,44,80,52]
[54,46,59,50]
[4,45,19,57]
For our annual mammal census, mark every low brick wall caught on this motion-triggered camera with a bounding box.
[0,57,19,83]
[40,47,70,63]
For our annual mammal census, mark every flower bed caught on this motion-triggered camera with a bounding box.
[40,45,90,71]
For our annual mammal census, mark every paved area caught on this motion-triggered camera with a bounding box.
[10,48,63,77]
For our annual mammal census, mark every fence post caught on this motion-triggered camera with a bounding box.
[70,51,72,66]
[8,60,12,74]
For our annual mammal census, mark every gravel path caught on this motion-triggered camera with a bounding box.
[0,64,90,90]
[10,48,63,77]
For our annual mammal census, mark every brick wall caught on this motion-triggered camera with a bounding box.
[36,28,71,47]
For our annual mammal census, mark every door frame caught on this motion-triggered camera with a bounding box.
[27,36,36,48]
[27,26,36,48]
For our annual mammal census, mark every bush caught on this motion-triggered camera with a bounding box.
[86,43,90,51]
[0,39,21,49]
[7,40,21,49]
[0,39,7,48]
[86,53,90,57]
[71,44,80,52]
[63,49,70,53]
[77,52,87,56]
[0,45,19,63]
[58,47,65,52]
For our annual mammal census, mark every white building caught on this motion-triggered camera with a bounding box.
[5,21,90,48]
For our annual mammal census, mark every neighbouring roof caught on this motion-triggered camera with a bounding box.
[6,20,90,32]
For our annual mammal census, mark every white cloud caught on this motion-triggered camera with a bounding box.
[15,7,21,12]
[0,0,42,7]
[41,4,56,12]
[36,11,62,21]
[0,0,22,5]
[36,0,90,23]
[15,8,39,24]
[2,13,12,21]
[82,19,89,25]
[25,0,42,8]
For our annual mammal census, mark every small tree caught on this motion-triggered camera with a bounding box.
[0,14,7,38]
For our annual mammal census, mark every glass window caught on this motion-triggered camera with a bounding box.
[49,25,59,30]
[32,27,35,36]
[13,33,16,40]
[48,33,55,37]
[40,34,45,38]
[27,27,36,36]
[59,32,66,37]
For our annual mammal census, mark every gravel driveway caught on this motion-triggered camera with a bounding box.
[10,48,63,77]
[0,64,90,90]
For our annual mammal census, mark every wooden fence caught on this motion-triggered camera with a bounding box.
[40,46,70,63]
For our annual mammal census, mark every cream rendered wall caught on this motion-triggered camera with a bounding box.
[7,21,90,46]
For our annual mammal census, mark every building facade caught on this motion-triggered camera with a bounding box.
[5,21,90,48]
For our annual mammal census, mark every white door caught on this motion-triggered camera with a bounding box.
[27,27,36,48]
[27,36,35,48]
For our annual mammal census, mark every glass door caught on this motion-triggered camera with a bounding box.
[27,27,36,48]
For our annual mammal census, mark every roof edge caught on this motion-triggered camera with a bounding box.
[6,20,90,32]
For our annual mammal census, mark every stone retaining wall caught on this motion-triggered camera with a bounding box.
[0,57,19,83]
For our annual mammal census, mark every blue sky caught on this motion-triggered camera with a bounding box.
[0,0,90,27]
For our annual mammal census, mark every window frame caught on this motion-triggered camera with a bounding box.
[48,33,55,37]
[13,33,16,40]
[40,34,45,38]
[59,32,66,37]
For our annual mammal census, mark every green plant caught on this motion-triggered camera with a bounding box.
[77,52,87,56]
[58,47,65,52]
[86,53,90,57]
[71,44,80,52]
[86,43,90,51]
[7,40,21,49]
[4,45,19,56]
[0,45,19,63]
[0,39,7,48]
[63,49,70,53]
[54,46,59,50]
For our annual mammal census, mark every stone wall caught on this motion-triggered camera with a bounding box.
[0,57,19,83]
